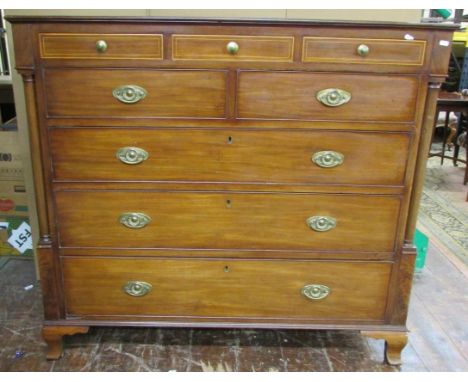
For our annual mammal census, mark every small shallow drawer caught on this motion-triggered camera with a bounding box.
[39,33,163,60]
[172,34,294,62]
[43,68,227,119]
[302,37,426,66]
[62,257,392,321]
[56,191,400,252]
[50,128,410,186]
[238,71,419,122]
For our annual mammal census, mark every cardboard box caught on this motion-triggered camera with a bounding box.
[0,131,24,181]
[0,180,32,257]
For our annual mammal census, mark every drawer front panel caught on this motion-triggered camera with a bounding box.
[238,71,419,122]
[56,191,400,252]
[62,257,391,320]
[39,33,163,59]
[50,128,410,186]
[172,35,294,62]
[302,37,426,66]
[43,69,227,119]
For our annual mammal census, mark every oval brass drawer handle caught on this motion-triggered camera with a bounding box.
[226,41,239,54]
[302,284,330,300]
[123,281,152,297]
[357,44,370,57]
[119,212,151,229]
[113,85,147,104]
[311,151,344,168]
[306,216,337,232]
[116,147,149,165]
[316,88,351,107]
[95,40,108,53]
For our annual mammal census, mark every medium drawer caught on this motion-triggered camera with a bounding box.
[56,191,400,252]
[172,34,294,62]
[43,68,227,119]
[237,71,419,122]
[302,37,426,66]
[39,33,163,60]
[50,128,410,186]
[62,257,391,321]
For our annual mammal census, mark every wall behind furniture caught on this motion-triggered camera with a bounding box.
[5,9,422,20]
[4,8,422,277]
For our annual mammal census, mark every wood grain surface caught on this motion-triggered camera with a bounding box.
[39,33,163,59]
[55,190,401,252]
[43,68,228,118]
[238,71,419,122]
[172,34,294,61]
[49,128,411,185]
[302,37,426,66]
[62,257,392,320]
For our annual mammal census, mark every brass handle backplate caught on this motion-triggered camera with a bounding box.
[113,85,147,104]
[119,212,151,229]
[116,147,149,165]
[226,41,239,54]
[357,44,370,57]
[302,284,330,300]
[95,40,108,53]
[316,88,351,107]
[123,281,152,297]
[306,216,337,232]
[312,151,344,168]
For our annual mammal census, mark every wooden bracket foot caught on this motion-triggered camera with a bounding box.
[361,330,408,366]
[42,325,89,360]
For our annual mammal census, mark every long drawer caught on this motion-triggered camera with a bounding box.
[55,191,400,252]
[50,128,410,186]
[62,257,392,320]
[238,71,419,122]
[43,68,227,119]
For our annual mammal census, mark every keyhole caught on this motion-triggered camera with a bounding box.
[226,199,232,208]
[227,136,233,144]
[224,266,230,273]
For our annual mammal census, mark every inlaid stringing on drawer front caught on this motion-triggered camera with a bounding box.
[302,37,426,66]
[43,68,228,119]
[39,33,164,59]
[172,34,295,62]
[237,71,419,122]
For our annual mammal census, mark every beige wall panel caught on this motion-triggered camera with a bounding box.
[6,9,421,22]
[286,9,422,22]
[5,9,148,16]
[148,9,287,18]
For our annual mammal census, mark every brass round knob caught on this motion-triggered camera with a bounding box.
[95,40,108,53]
[328,92,338,101]
[357,44,369,57]
[226,41,239,55]
[126,149,137,160]
[125,88,135,98]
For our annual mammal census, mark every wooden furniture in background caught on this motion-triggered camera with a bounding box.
[7,16,456,364]
[430,91,468,184]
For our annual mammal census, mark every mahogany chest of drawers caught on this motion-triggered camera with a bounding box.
[7,16,455,364]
